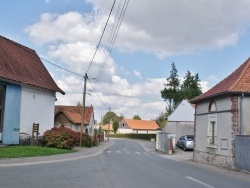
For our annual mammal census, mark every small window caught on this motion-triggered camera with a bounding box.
[207,114,217,146]
[85,128,88,134]
[122,123,125,127]
[209,101,217,112]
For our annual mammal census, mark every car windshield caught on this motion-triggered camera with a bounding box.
[186,136,194,141]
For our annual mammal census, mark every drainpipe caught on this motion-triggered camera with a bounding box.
[240,93,244,135]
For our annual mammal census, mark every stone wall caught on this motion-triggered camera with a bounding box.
[194,150,234,170]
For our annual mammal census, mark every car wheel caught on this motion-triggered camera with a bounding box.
[183,145,186,151]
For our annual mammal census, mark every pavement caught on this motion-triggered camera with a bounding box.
[0,138,249,183]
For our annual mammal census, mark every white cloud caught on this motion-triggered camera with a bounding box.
[207,75,218,81]
[86,0,250,59]
[25,0,250,122]
[133,70,142,79]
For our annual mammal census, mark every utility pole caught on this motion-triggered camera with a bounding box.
[80,73,87,147]
[108,107,111,141]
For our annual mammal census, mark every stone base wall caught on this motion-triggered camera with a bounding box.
[194,150,234,170]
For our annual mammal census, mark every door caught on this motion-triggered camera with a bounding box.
[0,85,6,143]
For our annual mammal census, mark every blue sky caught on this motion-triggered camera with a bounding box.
[1,0,250,122]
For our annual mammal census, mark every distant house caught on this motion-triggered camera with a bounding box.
[119,119,159,134]
[190,57,250,169]
[54,105,95,136]
[162,99,195,143]
[0,36,64,145]
[101,124,114,135]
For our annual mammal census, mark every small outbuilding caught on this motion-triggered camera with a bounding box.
[190,57,250,169]
[162,99,195,144]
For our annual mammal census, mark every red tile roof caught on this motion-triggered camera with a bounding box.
[191,57,250,103]
[0,36,64,94]
[123,119,159,130]
[101,124,114,131]
[55,105,94,125]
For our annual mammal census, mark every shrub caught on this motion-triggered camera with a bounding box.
[78,132,95,147]
[43,126,79,149]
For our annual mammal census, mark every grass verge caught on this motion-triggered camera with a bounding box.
[0,146,76,159]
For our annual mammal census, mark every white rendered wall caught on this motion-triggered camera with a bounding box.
[19,85,56,136]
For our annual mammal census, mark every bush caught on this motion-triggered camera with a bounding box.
[43,126,79,149]
[78,132,96,147]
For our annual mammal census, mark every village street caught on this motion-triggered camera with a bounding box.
[0,139,249,188]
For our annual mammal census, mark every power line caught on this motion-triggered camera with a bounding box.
[40,57,84,78]
[92,0,130,91]
[86,0,117,74]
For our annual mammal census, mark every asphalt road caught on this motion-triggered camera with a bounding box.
[0,139,249,188]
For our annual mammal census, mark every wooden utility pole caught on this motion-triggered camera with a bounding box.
[80,73,87,147]
[108,107,111,141]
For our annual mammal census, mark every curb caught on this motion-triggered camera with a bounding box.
[0,141,114,168]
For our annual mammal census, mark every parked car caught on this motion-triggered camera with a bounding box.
[176,135,194,151]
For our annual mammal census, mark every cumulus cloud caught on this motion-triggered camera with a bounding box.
[133,70,142,79]
[87,0,250,59]
[25,0,250,121]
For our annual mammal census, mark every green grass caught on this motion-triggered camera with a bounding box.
[0,146,76,159]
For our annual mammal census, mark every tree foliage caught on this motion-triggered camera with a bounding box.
[161,63,202,115]
[102,111,124,125]
[161,63,182,115]
[181,71,202,100]
[133,115,141,120]
[113,120,119,133]
[155,112,168,128]
[76,101,81,106]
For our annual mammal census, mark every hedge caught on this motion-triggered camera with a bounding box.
[109,133,156,140]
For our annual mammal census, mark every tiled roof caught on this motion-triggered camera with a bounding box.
[101,124,114,131]
[190,57,250,103]
[123,118,159,130]
[55,105,94,125]
[0,35,64,94]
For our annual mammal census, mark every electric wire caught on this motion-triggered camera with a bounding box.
[86,0,117,74]
[92,0,130,91]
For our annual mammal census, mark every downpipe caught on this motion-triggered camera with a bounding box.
[240,93,244,135]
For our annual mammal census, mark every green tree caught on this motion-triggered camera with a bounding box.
[76,101,82,106]
[155,112,168,128]
[102,112,124,125]
[161,63,182,115]
[181,71,202,100]
[133,115,141,120]
[113,120,119,133]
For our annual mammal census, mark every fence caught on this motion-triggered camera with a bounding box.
[234,135,250,171]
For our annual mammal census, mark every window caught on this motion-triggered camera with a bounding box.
[207,114,217,146]
[209,101,217,112]
[210,122,215,144]
[85,128,88,134]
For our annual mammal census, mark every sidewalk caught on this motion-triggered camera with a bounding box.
[0,140,115,167]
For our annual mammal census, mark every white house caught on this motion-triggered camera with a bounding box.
[162,99,195,143]
[0,36,64,145]
[119,119,159,134]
